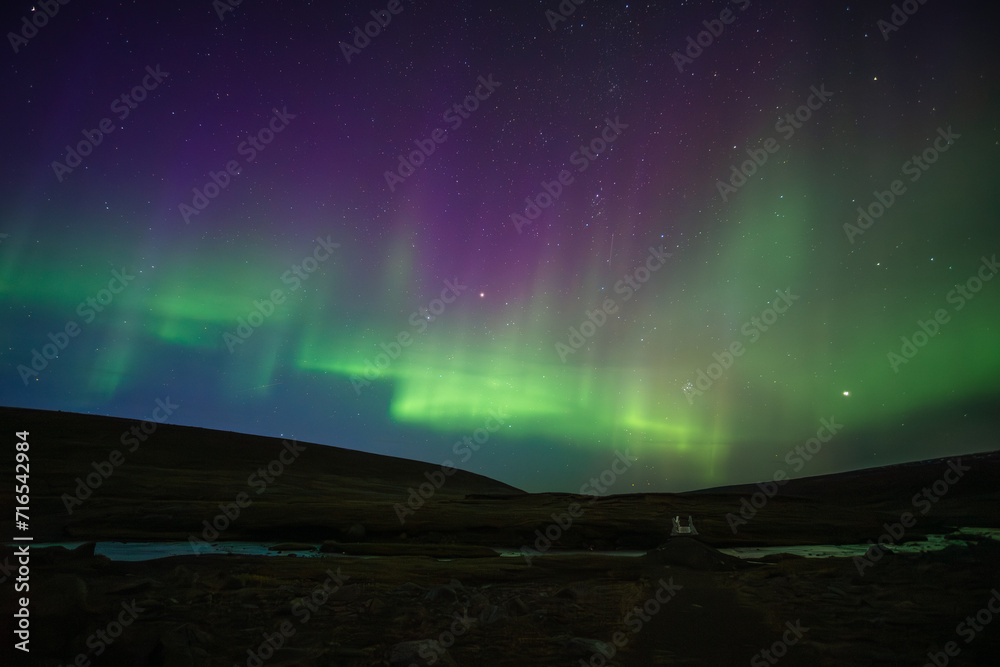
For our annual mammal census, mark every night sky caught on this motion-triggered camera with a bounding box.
[1,0,998,493]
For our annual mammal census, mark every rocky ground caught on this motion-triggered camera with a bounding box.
[2,407,999,666]
[14,537,1000,666]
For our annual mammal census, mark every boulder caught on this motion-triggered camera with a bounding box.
[644,537,751,571]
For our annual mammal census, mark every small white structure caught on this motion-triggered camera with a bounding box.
[670,515,698,536]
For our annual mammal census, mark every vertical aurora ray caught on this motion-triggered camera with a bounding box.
[0,1,997,493]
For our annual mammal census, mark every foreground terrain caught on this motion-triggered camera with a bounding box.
[2,407,999,666]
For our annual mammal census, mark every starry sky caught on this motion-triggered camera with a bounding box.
[1,0,998,493]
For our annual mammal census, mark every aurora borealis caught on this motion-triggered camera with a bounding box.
[1,0,998,493]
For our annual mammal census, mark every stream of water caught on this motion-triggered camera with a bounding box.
[20,527,998,562]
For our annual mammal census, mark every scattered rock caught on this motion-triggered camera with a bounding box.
[424,585,457,603]
[478,603,506,624]
[71,542,97,557]
[109,576,157,594]
[389,640,438,666]
[468,592,490,615]
[507,596,531,616]
[329,583,361,601]
[644,537,752,571]
[564,636,613,657]
[392,582,425,595]
[319,540,341,552]
[166,565,196,588]
[554,587,578,600]
[31,574,93,656]
[345,523,366,540]
[32,542,98,566]
[269,542,316,551]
